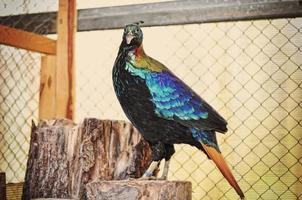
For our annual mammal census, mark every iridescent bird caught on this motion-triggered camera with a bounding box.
[112,23,245,199]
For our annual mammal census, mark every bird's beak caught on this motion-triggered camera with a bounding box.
[126,33,134,44]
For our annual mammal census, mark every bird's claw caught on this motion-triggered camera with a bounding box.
[157,175,167,180]
[138,175,158,180]
[126,177,137,181]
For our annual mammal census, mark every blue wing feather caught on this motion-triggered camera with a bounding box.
[124,60,227,133]
[145,70,227,133]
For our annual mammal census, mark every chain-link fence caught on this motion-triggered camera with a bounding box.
[0,0,58,183]
[76,18,302,200]
[0,1,301,200]
[0,45,40,183]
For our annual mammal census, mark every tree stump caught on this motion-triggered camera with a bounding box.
[22,118,152,200]
[86,180,192,200]
[32,199,74,200]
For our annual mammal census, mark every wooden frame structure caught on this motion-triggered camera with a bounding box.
[0,0,76,120]
[0,25,56,55]
[0,0,301,34]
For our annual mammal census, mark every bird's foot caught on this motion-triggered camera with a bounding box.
[138,175,158,180]
[157,175,168,180]
[139,168,159,180]
[126,177,137,181]
[139,161,160,180]
[139,171,167,181]
[157,160,170,180]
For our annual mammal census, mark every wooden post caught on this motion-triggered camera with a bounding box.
[39,56,57,119]
[55,0,76,119]
[0,172,6,200]
[39,0,76,120]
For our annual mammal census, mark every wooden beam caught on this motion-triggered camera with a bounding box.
[55,0,76,119]
[0,0,301,34]
[0,24,56,54]
[39,56,56,119]
[0,172,6,200]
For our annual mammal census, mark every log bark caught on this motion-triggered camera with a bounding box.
[23,118,152,200]
[86,180,192,200]
[32,199,74,200]
[0,172,6,200]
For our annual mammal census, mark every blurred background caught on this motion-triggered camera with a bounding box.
[0,0,301,199]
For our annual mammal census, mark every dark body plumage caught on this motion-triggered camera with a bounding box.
[112,24,244,199]
[114,47,203,146]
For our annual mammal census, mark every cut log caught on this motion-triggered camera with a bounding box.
[22,118,152,200]
[0,172,6,200]
[86,180,192,200]
[32,199,74,200]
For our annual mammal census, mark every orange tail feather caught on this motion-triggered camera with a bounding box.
[201,143,245,199]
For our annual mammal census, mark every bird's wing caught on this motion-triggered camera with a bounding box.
[145,69,228,133]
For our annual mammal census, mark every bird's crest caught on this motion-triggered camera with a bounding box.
[134,21,144,26]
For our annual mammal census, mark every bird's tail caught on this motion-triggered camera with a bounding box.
[200,143,245,199]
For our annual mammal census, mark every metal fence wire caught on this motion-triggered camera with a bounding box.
[0,0,57,184]
[76,18,302,200]
[0,46,40,183]
[0,2,301,200]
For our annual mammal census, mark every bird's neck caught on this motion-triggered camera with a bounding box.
[133,45,145,57]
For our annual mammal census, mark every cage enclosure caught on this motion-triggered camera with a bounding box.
[0,0,301,200]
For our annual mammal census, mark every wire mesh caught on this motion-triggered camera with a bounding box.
[0,1,301,199]
[0,45,40,183]
[0,0,58,183]
[76,18,302,200]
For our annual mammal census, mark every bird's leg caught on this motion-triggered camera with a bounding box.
[153,160,161,177]
[140,160,160,180]
[158,144,175,180]
[158,159,170,180]
[139,142,165,180]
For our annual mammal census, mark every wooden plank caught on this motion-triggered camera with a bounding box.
[0,0,302,34]
[0,24,56,54]
[0,172,6,200]
[39,56,56,119]
[55,0,76,119]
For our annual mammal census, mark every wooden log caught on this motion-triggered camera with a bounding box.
[0,172,6,200]
[86,180,192,200]
[32,199,74,200]
[22,118,151,200]
[22,119,74,200]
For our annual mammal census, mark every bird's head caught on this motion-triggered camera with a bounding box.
[122,22,143,48]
